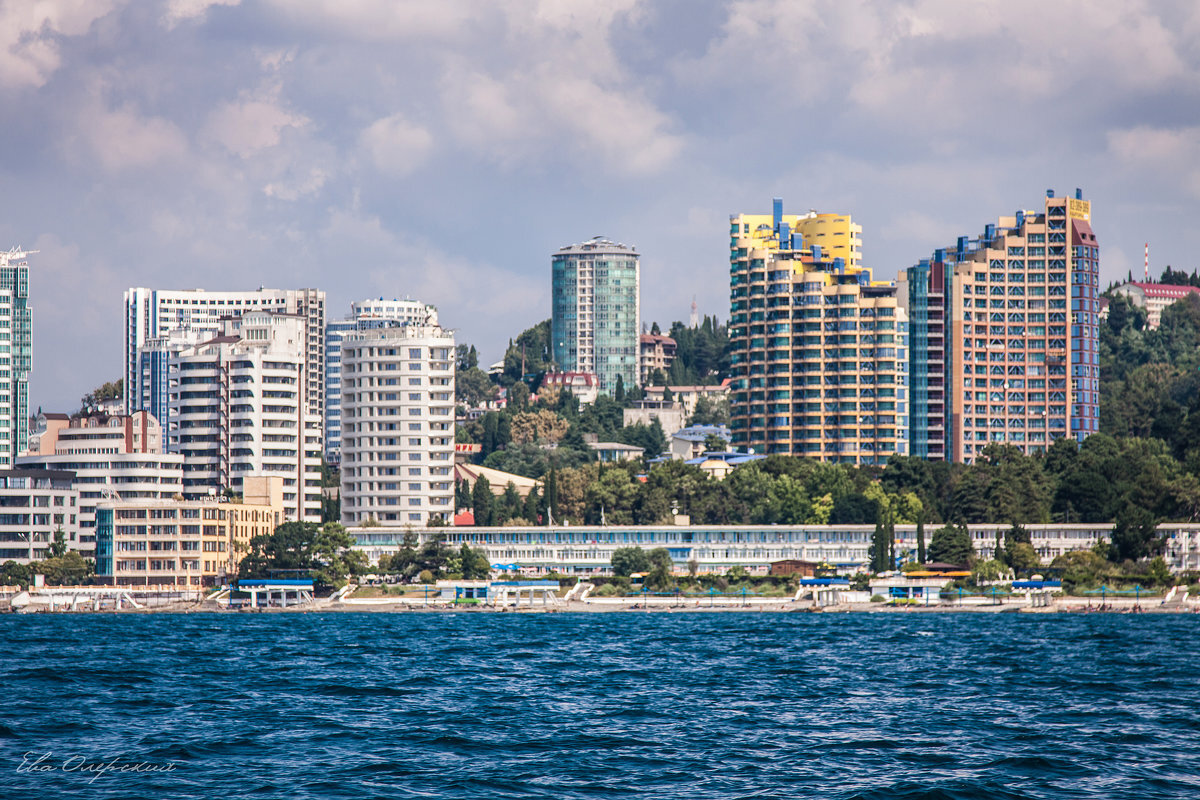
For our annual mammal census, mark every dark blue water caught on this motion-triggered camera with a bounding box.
[2,612,1200,799]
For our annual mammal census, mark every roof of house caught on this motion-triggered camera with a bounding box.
[1122,282,1200,299]
[454,463,540,492]
[673,425,732,442]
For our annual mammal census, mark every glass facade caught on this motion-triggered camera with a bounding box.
[550,237,640,394]
[0,254,32,467]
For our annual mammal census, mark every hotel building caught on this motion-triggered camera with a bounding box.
[0,469,78,564]
[18,411,184,556]
[728,199,907,463]
[339,323,456,525]
[167,312,322,522]
[1110,281,1200,329]
[900,189,1100,461]
[325,298,438,465]
[124,287,326,423]
[0,248,33,468]
[94,475,285,586]
[348,521,1200,576]
[551,236,640,394]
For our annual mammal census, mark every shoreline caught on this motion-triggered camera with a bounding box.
[5,598,1198,615]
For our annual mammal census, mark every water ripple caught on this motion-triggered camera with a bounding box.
[2,613,1199,799]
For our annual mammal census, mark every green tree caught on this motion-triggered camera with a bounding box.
[49,528,67,558]
[80,378,123,412]
[611,546,651,577]
[471,476,494,526]
[644,547,674,589]
[459,544,493,579]
[1111,506,1161,562]
[0,559,31,587]
[916,516,926,564]
[928,524,973,565]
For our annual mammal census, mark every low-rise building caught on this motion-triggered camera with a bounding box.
[0,469,79,564]
[27,410,163,456]
[18,411,183,557]
[94,475,285,587]
[540,372,600,405]
[587,441,645,462]
[671,425,732,460]
[1111,282,1200,329]
[348,521,1200,576]
[643,382,730,418]
[639,333,676,384]
[622,400,686,436]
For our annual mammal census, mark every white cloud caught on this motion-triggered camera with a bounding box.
[0,0,120,89]
[1107,125,1200,198]
[261,0,477,40]
[206,98,309,158]
[76,101,190,171]
[360,113,433,175]
[162,0,240,30]
[263,167,329,201]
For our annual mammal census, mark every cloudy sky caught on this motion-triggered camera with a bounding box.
[3,0,1199,411]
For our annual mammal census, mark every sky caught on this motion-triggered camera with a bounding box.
[2,0,1199,412]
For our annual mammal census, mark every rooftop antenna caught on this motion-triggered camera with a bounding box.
[689,296,698,328]
[1145,243,1149,282]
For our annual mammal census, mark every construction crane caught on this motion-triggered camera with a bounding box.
[0,247,38,267]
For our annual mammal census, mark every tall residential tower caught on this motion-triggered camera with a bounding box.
[325,298,438,465]
[728,200,908,464]
[900,189,1100,462]
[551,237,640,394]
[0,248,33,466]
[339,323,456,525]
[124,287,325,425]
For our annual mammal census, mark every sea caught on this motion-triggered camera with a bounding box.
[2,611,1199,799]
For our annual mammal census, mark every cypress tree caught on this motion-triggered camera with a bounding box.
[916,516,926,564]
[887,513,895,569]
[523,484,540,523]
[545,468,559,524]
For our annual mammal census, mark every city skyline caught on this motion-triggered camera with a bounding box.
[2,1,1199,414]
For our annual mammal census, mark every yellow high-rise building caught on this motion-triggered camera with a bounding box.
[728,198,907,464]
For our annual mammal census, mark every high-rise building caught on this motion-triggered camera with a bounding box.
[167,311,322,522]
[900,189,1100,462]
[124,287,325,424]
[325,298,438,465]
[0,248,33,467]
[551,237,640,394]
[339,323,455,525]
[728,199,908,463]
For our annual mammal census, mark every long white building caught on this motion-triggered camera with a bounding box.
[124,287,326,424]
[325,298,438,465]
[339,323,455,525]
[348,522,1200,575]
[168,311,321,522]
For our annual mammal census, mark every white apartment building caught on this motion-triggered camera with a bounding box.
[325,298,438,464]
[339,323,455,525]
[18,411,183,556]
[168,311,322,522]
[124,287,326,424]
[0,469,79,564]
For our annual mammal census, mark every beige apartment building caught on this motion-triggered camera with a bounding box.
[95,476,285,587]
